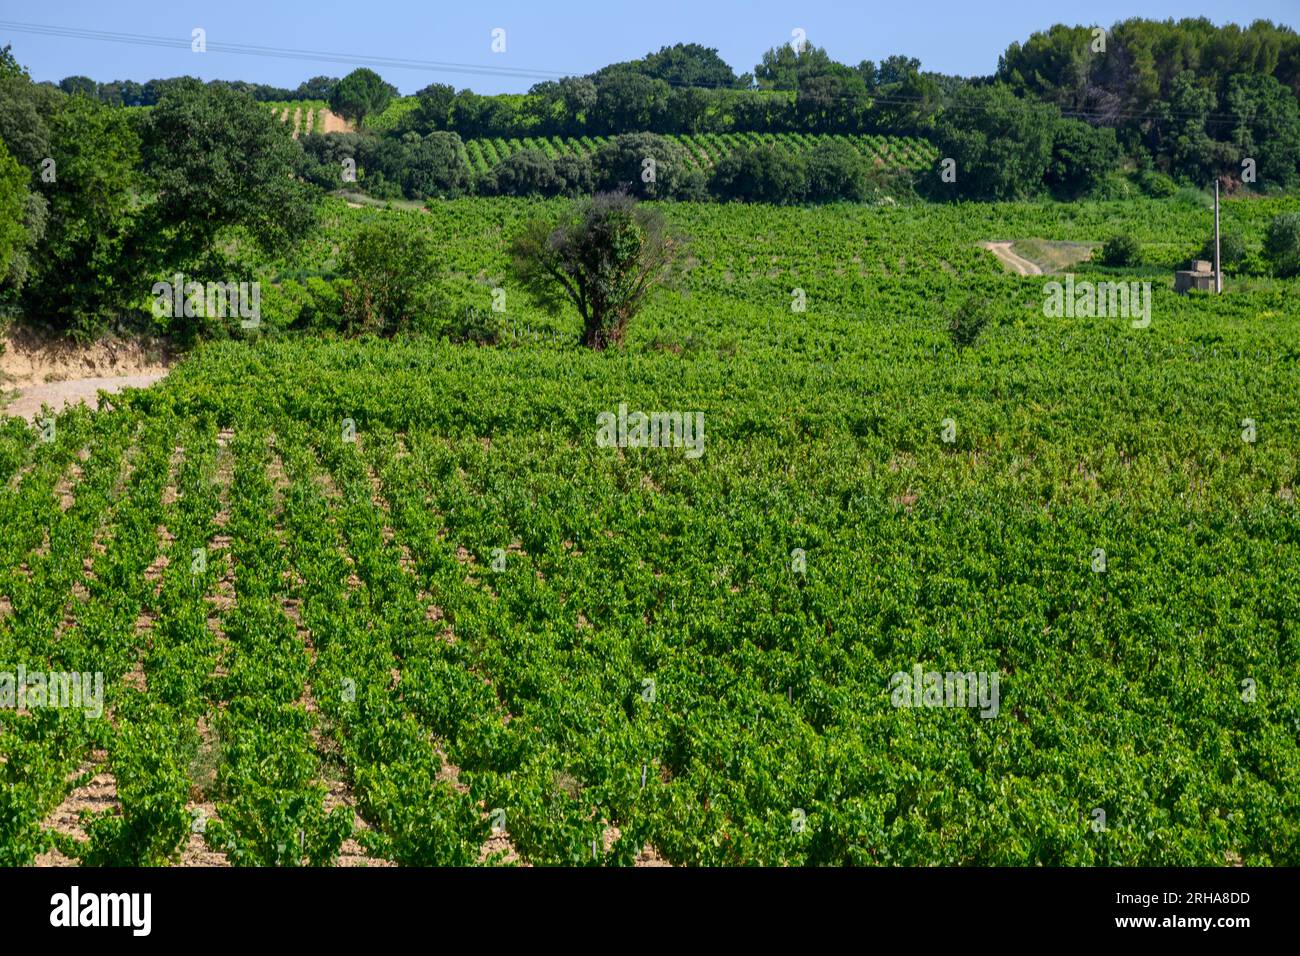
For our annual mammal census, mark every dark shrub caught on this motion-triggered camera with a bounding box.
[1099,234,1141,267]
[803,139,868,202]
[709,144,806,204]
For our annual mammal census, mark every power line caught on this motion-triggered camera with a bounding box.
[0,18,1264,126]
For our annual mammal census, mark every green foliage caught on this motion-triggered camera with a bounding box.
[1048,119,1123,199]
[339,217,440,334]
[511,192,681,348]
[0,141,28,285]
[1199,234,1250,274]
[1099,233,1141,267]
[1263,212,1300,278]
[402,131,473,199]
[803,138,870,202]
[141,82,318,282]
[710,144,806,204]
[23,94,143,339]
[592,133,704,200]
[946,295,993,351]
[329,68,396,128]
[931,84,1058,201]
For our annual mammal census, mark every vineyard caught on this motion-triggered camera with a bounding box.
[2,196,1298,866]
[459,132,937,174]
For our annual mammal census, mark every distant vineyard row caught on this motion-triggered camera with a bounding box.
[459,132,938,174]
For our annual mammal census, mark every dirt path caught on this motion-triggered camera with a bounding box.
[980,241,1043,276]
[4,374,169,423]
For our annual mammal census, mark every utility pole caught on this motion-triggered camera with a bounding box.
[1214,179,1222,293]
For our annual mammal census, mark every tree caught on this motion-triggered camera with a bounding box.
[141,82,317,279]
[58,76,98,97]
[592,132,702,200]
[709,144,805,204]
[1264,213,1300,278]
[329,68,396,128]
[340,218,440,334]
[639,44,740,88]
[754,41,837,91]
[1228,73,1300,190]
[1047,118,1123,198]
[296,76,339,100]
[931,83,1058,200]
[804,139,869,202]
[593,72,670,133]
[401,131,472,199]
[510,192,682,349]
[481,149,562,196]
[22,94,143,339]
[1099,234,1141,267]
[410,82,456,132]
[0,141,29,286]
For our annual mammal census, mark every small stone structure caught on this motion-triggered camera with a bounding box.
[1175,260,1217,293]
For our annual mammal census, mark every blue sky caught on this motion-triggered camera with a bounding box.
[3,1,1298,94]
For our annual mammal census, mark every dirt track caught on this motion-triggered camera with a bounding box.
[4,373,168,423]
[981,241,1043,275]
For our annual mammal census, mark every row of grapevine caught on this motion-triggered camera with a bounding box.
[458,132,938,173]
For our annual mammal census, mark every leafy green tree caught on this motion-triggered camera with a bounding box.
[141,82,317,278]
[510,192,682,349]
[796,71,871,132]
[593,72,671,133]
[754,40,837,91]
[947,296,993,352]
[481,149,562,196]
[329,68,396,128]
[1099,234,1141,267]
[1047,118,1123,198]
[0,141,29,285]
[58,76,97,97]
[709,144,806,204]
[410,82,456,132]
[639,44,741,88]
[295,75,339,100]
[1198,234,1249,273]
[23,94,142,338]
[931,83,1057,200]
[804,139,869,202]
[1160,70,1238,184]
[339,218,440,334]
[1227,73,1300,190]
[401,131,472,199]
[1264,213,1300,278]
[592,132,702,200]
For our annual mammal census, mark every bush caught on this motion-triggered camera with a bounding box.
[1088,172,1137,201]
[1135,169,1178,198]
[803,139,868,202]
[592,133,703,200]
[402,131,472,199]
[1198,234,1249,274]
[554,154,594,196]
[947,296,993,352]
[511,192,682,349]
[481,149,562,197]
[709,144,806,204]
[1099,234,1141,267]
[1263,213,1300,278]
[339,218,441,334]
